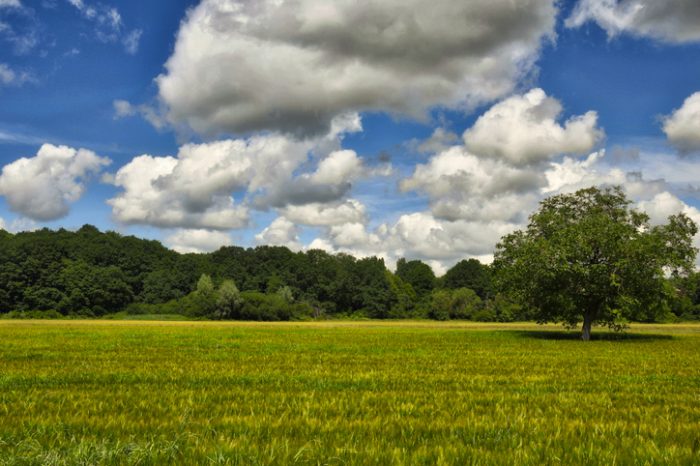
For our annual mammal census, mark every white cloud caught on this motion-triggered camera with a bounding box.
[255,217,302,251]
[544,150,621,193]
[259,148,391,208]
[463,88,604,166]
[0,216,4,230]
[280,199,367,227]
[165,229,233,254]
[638,192,696,224]
[401,146,543,222]
[157,0,557,136]
[113,99,166,130]
[1,217,38,233]
[108,112,365,230]
[401,89,604,222]
[0,144,110,220]
[306,212,517,274]
[107,151,250,230]
[663,92,700,153]
[310,150,364,185]
[0,0,20,9]
[566,0,700,43]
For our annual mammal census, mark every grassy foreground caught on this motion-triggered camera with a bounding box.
[0,321,699,465]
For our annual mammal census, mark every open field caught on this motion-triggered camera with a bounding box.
[0,321,699,465]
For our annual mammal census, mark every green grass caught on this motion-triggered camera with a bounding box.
[0,321,699,465]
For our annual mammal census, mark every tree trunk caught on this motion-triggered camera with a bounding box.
[581,313,593,341]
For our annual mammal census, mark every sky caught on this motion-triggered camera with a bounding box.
[1,0,700,274]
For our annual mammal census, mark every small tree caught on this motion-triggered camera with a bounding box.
[216,279,243,319]
[493,186,697,340]
[195,274,217,317]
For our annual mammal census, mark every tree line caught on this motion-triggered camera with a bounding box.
[0,224,513,320]
[2,187,700,328]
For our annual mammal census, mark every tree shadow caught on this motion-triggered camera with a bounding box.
[510,330,675,342]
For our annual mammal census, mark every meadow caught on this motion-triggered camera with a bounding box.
[0,321,699,465]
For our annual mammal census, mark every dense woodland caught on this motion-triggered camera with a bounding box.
[1,224,699,321]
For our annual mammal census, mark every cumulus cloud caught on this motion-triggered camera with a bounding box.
[638,191,700,226]
[255,217,302,250]
[307,212,517,274]
[415,128,460,154]
[401,89,604,222]
[401,146,543,222]
[566,0,700,43]
[165,229,233,254]
[107,150,250,230]
[108,117,365,230]
[259,149,390,208]
[463,88,604,166]
[157,0,557,136]
[0,144,110,220]
[544,150,622,193]
[663,92,700,153]
[280,199,367,227]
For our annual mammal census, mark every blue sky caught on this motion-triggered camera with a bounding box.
[1,0,700,273]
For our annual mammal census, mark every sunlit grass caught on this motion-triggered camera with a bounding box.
[0,321,699,464]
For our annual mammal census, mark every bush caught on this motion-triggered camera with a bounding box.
[429,288,483,320]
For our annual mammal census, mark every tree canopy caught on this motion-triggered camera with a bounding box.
[493,186,698,340]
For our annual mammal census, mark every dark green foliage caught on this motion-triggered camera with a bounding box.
[494,186,698,339]
[395,258,435,297]
[386,271,417,318]
[429,288,483,320]
[441,258,492,299]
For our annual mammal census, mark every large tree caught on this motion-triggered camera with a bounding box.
[441,258,492,299]
[493,186,697,340]
[396,258,436,298]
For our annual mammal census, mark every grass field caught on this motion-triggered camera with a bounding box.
[0,321,699,465]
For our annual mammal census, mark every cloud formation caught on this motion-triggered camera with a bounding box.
[157,0,557,136]
[0,144,110,220]
[663,92,700,153]
[463,88,603,166]
[567,0,700,43]
[108,116,364,230]
[255,217,302,251]
[280,200,367,227]
[165,229,233,254]
[402,89,604,222]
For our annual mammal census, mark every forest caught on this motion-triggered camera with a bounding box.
[1,222,699,322]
